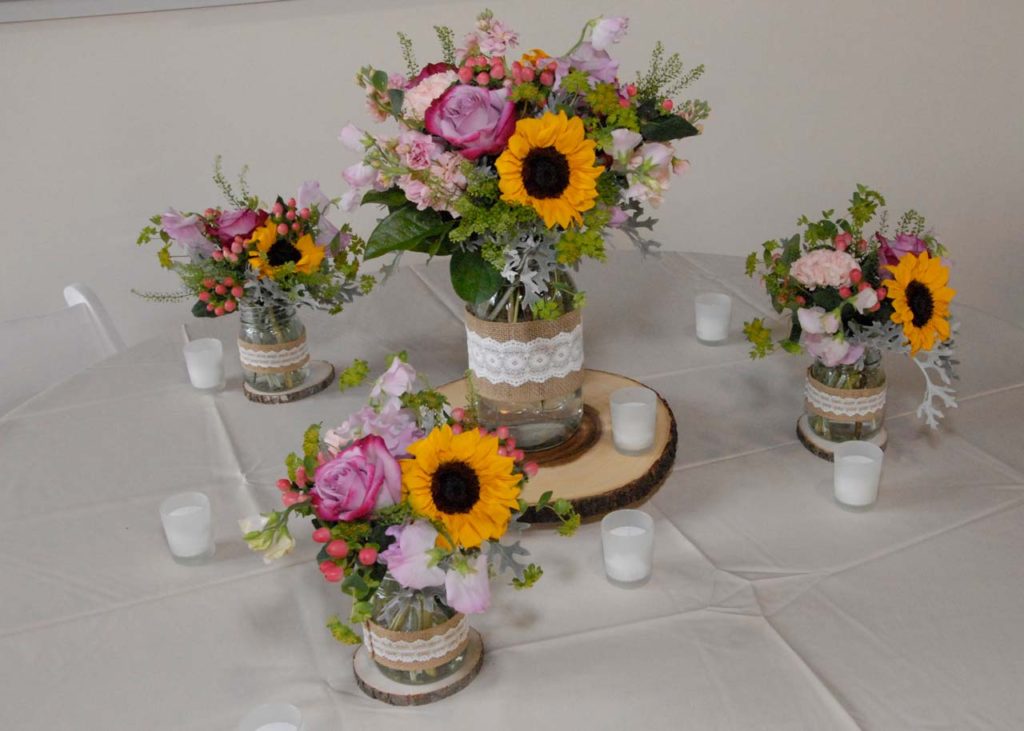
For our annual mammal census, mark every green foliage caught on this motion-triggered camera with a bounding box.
[640,114,700,142]
[744,318,775,359]
[635,41,706,106]
[362,187,409,212]
[338,358,370,392]
[450,196,540,244]
[450,248,504,304]
[531,299,563,321]
[302,424,320,462]
[511,82,548,106]
[137,225,158,246]
[561,70,592,95]
[434,25,456,65]
[512,563,543,590]
[212,155,254,209]
[364,204,455,259]
[385,350,408,368]
[326,616,361,645]
[555,208,610,266]
[284,453,301,483]
[397,31,418,78]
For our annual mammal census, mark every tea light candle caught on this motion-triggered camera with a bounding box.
[610,386,658,454]
[833,441,884,508]
[601,509,654,586]
[695,292,733,344]
[159,492,214,564]
[238,703,305,731]
[183,337,225,391]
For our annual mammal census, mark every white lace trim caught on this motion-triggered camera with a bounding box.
[466,324,583,386]
[237,341,309,370]
[364,615,469,666]
[805,378,887,417]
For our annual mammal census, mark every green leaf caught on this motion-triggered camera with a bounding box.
[640,114,700,142]
[365,205,451,260]
[370,69,388,92]
[388,89,404,115]
[326,616,362,645]
[780,234,802,265]
[341,573,369,600]
[449,248,503,304]
[191,300,215,318]
[361,188,409,212]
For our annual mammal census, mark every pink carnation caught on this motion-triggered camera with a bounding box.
[402,69,459,122]
[790,249,860,289]
[396,130,442,171]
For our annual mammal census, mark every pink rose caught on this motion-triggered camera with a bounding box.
[424,85,516,160]
[396,130,442,171]
[790,249,860,289]
[311,435,401,522]
[877,233,928,275]
[212,208,262,244]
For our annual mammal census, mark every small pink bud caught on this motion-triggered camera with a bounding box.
[458,66,474,83]
[223,276,234,286]
[312,528,332,543]
[858,280,871,291]
[211,249,224,261]
[546,61,558,72]
[295,467,307,486]
[281,491,302,507]
[523,461,539,478]
[225,252,238,263]
[505,437,516,450]
[276,478,292,491]
[276,223,289,236]
[213,306,225,317]
[231,241,243,254]
[287,197,296,208]
[451,423,464,435]
[473,55,487,67]
[326,539,349,558]
[835,240,848,252]
[795,295,806,305]
[478,427,489,436]
[858,238,868,252]
[849,269,862,284]
[204,208,216,218]
[539,70,554,86]
[299,207,310,219]
[231,285,244,298]
[661,98,674,111]
[214,284,227,295]
[869,303,881,312]
[450,406,465,422]
[619,97,631,108]
[318,559,336,573]
[522,67,535,83]
[490,64,505,80]
[316,452,326,466]
[323,567,343,583]
[202,277,216,288]
[475,71,491,85]
[223,299,237,313]
[198,291,210,302]
[876,287,888,299]
[497,447,509,457]
[626,83,637,97]
[496,425,511,439]
[272,202,284,216]
[358,547,378,566]
[206,303,215,312]
[511,449,525,462]
[839,286,852,299]
[286,210,296,221]
[291,222,301,232]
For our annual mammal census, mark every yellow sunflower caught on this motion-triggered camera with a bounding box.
[247,222,324,279]
[495,110,604,229]
[886,251,956,354]
[401,424,522,549]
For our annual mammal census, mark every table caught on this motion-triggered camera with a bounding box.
[2,253,1023,730]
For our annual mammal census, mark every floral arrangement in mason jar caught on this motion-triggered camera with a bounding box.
[136,160,373,317]
[241,355,578,677]
[743,185,959,430]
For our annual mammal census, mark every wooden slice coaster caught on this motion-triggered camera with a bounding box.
[438,370,678,523]
[796,415,888,462]
[352,628,484,706]
[243,360,335,404]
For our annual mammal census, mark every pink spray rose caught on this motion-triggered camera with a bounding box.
[424,85,516,160]
[790,249,860,289]
[311,435,402,522]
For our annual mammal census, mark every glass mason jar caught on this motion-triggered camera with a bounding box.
[237,301,310,393]
[805,348,886,442]
[366,576,467,685]
[469,269,584,451]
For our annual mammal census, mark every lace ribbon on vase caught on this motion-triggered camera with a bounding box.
[363,613,469,672]
[805,368,887,423]
[464,308,584,403]
[237,334,309,375]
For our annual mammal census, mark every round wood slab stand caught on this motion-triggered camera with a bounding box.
[438,369,678,523]
[352,628,484,706]
[796,415,888,462]
[242,360,334,404]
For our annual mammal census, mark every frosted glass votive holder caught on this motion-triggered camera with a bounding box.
[183,338,225,391]
[601,509,654,587]
[695,292,733,344]
[833,441,884,508]
[159,492,214,564]
[238,704,305,731]
[610,387,657,454]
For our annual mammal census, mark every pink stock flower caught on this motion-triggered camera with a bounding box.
[797,306,840,335]
[803,333,864,367]
[424,85,516,160]
[379,522,446,590]
[338,123,368,151]
[311,435,402,522]
[402,68,459,121]
[478,18,519,55]
[296,180,339,246]
[160,209,215,256]
[396,130,443,171]
[343,162,378,189]
[370,358,417,401]
[445,552,491,614]
[591,16,629,51]
[623,142,675,206]
[323,400,422,458]
[609,128,643,166]
[790,249,860,289]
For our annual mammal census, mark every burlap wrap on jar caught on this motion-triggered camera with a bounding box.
[464,308,584,403]
[804,367,887,424]
[363,612,469,672]
[236,333,310,375]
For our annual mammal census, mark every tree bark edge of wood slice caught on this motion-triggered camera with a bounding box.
[242,360,335,404]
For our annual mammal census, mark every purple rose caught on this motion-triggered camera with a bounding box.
[211,208,263,245]
[877,232,928,276]
[311,434,402,522]
[424,85,516,160]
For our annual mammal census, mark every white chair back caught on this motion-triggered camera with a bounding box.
[0,284,125,416]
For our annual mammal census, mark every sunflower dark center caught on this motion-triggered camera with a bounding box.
[521,146,570,199]
[430,461,481,514]
[267,240,301,267]
[905,280,934,327]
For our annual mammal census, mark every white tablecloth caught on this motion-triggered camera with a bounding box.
[2,253,1023,730]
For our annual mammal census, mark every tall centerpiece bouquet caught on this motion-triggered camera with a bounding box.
[137,163,373,393]
[744,186,959,455]
[337,10,709,449]
[242,356,577,693]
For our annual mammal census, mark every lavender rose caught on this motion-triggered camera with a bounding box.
[877,233,928,275]
[210,208,265,245]
[311,434,402,522]
[424,85,516,160]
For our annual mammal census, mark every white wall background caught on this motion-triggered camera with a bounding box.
[2,0,1022,345]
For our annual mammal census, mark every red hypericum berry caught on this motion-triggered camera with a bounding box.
[869,303,881,312]
[505,437,516,450]
[839,286,853,299]
[286,210,296,221]
[496,425,511,440]
[204,208,216,218]
[299,207,311,219]
[619,97,631,108]
[225,252,239,263]
[451,423,464,435]
[478,427,489,436]
[475,71,491,85]
[287,197,296,208]
[858,280,871,291]
[661,98,674,111]
[326,539,349,558]
[323,567,343,583]
[202,277,215,289]
[849,269,862,284]
[450,406,465,422]
[212,249,224,261]
[312,528,332,543]
[546,61,557,72]
[231,241,243,254]
[835,240,848,252]
[511,449,525,462]
[358,547,378,566]
[224,299,237,313]
[318,559,335,573]
[214,306,225,317]
[522,67,535,83]
[276,478,292,491]
[523,461,539,478]
[295,467,307,486]
[214,284,227,295]
[858,238,868,252]
[223,276,234,286]
[291,222,301,233]
[198,291,210,302]
[795,295,806,305]
[876,287,888,299]
[458,66,474,84]
[497,447,509,457]
[272,202,284,216]
[539,70,554,86]
[206,303,215,312]
[490,64,505,80]
[626,83,638,97]
[231,286,244,298]
[281,491,305,507]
